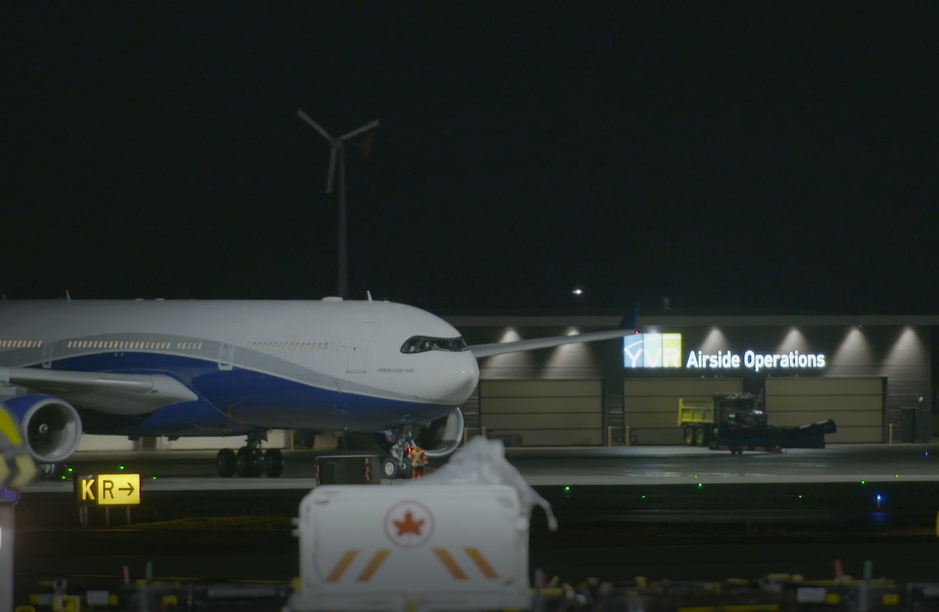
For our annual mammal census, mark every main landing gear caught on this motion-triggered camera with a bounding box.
[380,426,418,480]
[216,432,284,478]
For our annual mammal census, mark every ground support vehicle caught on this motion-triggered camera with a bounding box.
[679,393,836,454]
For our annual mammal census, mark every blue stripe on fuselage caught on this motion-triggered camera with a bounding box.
[38,352,454,436]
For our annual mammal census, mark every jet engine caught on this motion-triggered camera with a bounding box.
[2,394,83,463]
[416,407,465,459]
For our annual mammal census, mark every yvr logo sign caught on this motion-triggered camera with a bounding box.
[623,333,682,368]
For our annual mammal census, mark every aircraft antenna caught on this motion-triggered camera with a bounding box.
[297,109,379,299]
[366,290,373,302]
[66,290,71,302]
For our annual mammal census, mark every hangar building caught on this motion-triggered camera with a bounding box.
[445,313,936,447]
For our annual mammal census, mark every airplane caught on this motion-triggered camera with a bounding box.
[0,297,635,479]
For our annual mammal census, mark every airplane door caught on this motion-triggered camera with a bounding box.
[218,343,235,371]
[42,341,53,369]
[42,341,53,370]
[346,323,379,373]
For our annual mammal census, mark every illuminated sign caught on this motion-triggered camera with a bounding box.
[625,334,827,372]
[75,473,141,506]
[623,333,682,368]
[686,350,826,372]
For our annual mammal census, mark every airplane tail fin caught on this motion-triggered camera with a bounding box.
[618,301,640,333]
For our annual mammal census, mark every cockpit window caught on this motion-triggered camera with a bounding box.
[400,336,469,354]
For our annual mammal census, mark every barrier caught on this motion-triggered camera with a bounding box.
[314,454,380,485]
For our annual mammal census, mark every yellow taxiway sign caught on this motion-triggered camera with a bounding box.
[76,473,141,506]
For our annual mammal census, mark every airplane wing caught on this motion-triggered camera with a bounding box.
[0,367,198,415]
[469,328,635,359]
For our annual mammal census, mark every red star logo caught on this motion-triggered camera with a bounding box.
[393,510,424,536]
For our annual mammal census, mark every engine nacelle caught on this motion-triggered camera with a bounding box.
[417,407,465,459]
[2,394,83,463]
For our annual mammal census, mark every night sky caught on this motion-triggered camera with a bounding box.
[3,3,938,315]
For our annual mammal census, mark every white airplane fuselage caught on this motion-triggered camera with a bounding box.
[0,299,479,438]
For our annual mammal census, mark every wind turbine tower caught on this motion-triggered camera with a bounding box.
[297,109,379,299]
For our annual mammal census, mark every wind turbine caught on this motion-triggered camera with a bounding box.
[297,109,379,299]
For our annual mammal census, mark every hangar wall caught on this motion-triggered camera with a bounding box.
[449,315,934,447]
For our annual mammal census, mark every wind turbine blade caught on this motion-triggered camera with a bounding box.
[326,146,337,193]
[297,109,333,141]
[340,120,379,141]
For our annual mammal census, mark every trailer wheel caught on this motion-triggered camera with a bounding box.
[694,427,707,446]
[683,426,695,446]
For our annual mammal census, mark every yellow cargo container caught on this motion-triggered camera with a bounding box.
[678,399,715,446]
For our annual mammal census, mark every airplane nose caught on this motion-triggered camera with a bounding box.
[425,353,479,404]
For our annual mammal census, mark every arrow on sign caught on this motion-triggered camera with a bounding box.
[95,474,141,506]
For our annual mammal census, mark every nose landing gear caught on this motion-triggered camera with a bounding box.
[381,426,420,480]
[215,431,284,478]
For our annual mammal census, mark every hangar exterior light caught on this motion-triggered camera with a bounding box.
[833,327,875,369]
[572,288,583,296]
[700,327,729,354]
[777,327,809,354]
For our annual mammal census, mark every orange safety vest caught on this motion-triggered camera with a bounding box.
[408,447,428,467]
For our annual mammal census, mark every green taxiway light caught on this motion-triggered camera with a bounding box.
[641,495,646,499]
[861,480,866,485]
[799,495,803,499]
[697,483,703,488]
[151,476,158,480]
[563,486,570,492]
[118,465,125,471]
[66,467,74,473]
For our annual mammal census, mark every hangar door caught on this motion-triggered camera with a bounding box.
[623,378,743,445]
[479,379,603,446]
[765,377,884,443]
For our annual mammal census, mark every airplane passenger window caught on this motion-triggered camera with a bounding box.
[400,336,469,354]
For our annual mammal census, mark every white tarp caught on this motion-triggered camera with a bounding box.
[410,435,558,531]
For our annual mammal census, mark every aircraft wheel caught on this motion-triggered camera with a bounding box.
[683,426,695,446]
[252,448,267,477]
[265,449,284,478]
[381,457,399,479]
[235,447,256,477]
[694,427,707,446]
[39,462,67,480]
[398,459,413,480]
[216,449,236,478]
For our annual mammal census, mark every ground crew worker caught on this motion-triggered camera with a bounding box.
[407,445,428,478]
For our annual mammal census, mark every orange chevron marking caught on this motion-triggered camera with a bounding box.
[326,550,359,582]
[357,549,391,582]
[433,548,468,579]
[464,547,499,579]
